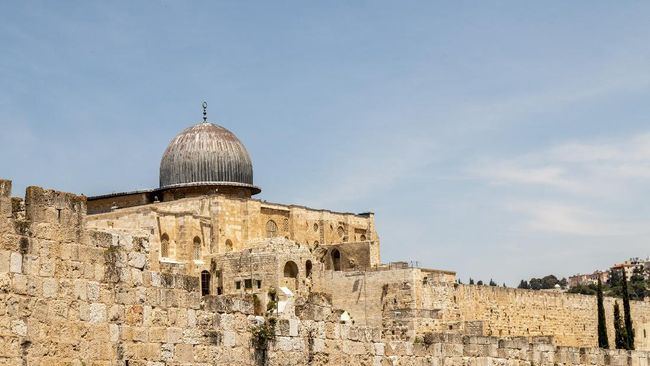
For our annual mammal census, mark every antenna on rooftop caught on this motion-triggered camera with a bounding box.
[202,101,208,122]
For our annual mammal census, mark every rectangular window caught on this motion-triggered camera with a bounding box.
[235,281,241,290]
[256,280,262,289]
[244,279,252,289]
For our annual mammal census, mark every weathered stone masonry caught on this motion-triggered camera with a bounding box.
[2,180,650,366]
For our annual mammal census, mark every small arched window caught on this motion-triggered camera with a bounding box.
[193,236,201,261]
[225,239,233,252]
[266,220,278,238]
[305,260,313,278]
[360,234,366,241]
[161,233,170,258]
[200,271,211,296]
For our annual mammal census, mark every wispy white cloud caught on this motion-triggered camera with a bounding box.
[506,201,649,237]
[468,133,650,236]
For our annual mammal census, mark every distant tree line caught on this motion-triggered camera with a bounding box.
[462,278,506,287]
[517,274,567,290]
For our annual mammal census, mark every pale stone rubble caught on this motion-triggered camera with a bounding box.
[1,179,650,365]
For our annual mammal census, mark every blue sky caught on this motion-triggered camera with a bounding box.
[2,1,650,285]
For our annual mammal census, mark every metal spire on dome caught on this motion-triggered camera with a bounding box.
[202,101,208,122]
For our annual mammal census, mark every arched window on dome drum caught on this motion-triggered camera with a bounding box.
[160,234,170,258]
[266,220,278,238]
[200,271,211,296]
[193,236,201,261]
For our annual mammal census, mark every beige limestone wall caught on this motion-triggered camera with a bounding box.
[313,267,420,328]
[2,180,650,366]
[86,194,379,274]
[420,283,650,350]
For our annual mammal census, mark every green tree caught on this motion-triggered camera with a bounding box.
[477,280,484,286]
[518,280,529,289]
[469,278,475,285]
[621,270,635,350]
[489,279,497,286]
[613,302,627,349]
[629,266,647,300]
[596,279,609,348]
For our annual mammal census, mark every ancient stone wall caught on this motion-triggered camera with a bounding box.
[1,180,650,365]
[418,283,650,350]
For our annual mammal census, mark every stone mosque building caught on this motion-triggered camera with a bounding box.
[1,108,650,365]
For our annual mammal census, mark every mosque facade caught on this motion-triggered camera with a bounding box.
[1,109,649,365]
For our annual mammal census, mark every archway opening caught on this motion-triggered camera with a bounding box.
[305,260,313,278]
[331,249,341,271]
[225,239,233,252]
[283,261,299,290]
[284,261,298,278]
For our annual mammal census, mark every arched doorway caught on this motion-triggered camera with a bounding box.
[200,271,211,296]
[305,260,313,278]
[282,261,299,290]
[331,249,341,271]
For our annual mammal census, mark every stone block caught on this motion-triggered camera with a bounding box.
[289,318,299,337]
[10,319,26,336]
[128,252,146,269]
[0,250,10,273]
[89,303,106,323]
[87,281,100,301]
[222,330,236,347]
[9,252,21,273]
[42,278,58,298]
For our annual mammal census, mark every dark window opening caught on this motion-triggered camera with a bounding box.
[235,281,241,290]
[225,239,233,252]
[283,261,299,278]
[305,260,313,278]
[200,271,211,296]
[256,280,262,289]
[217,287,223,295]
[245,279,253,289]
[331,249,341,271]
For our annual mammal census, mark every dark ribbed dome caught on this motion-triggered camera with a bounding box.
[159,122,259,193]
